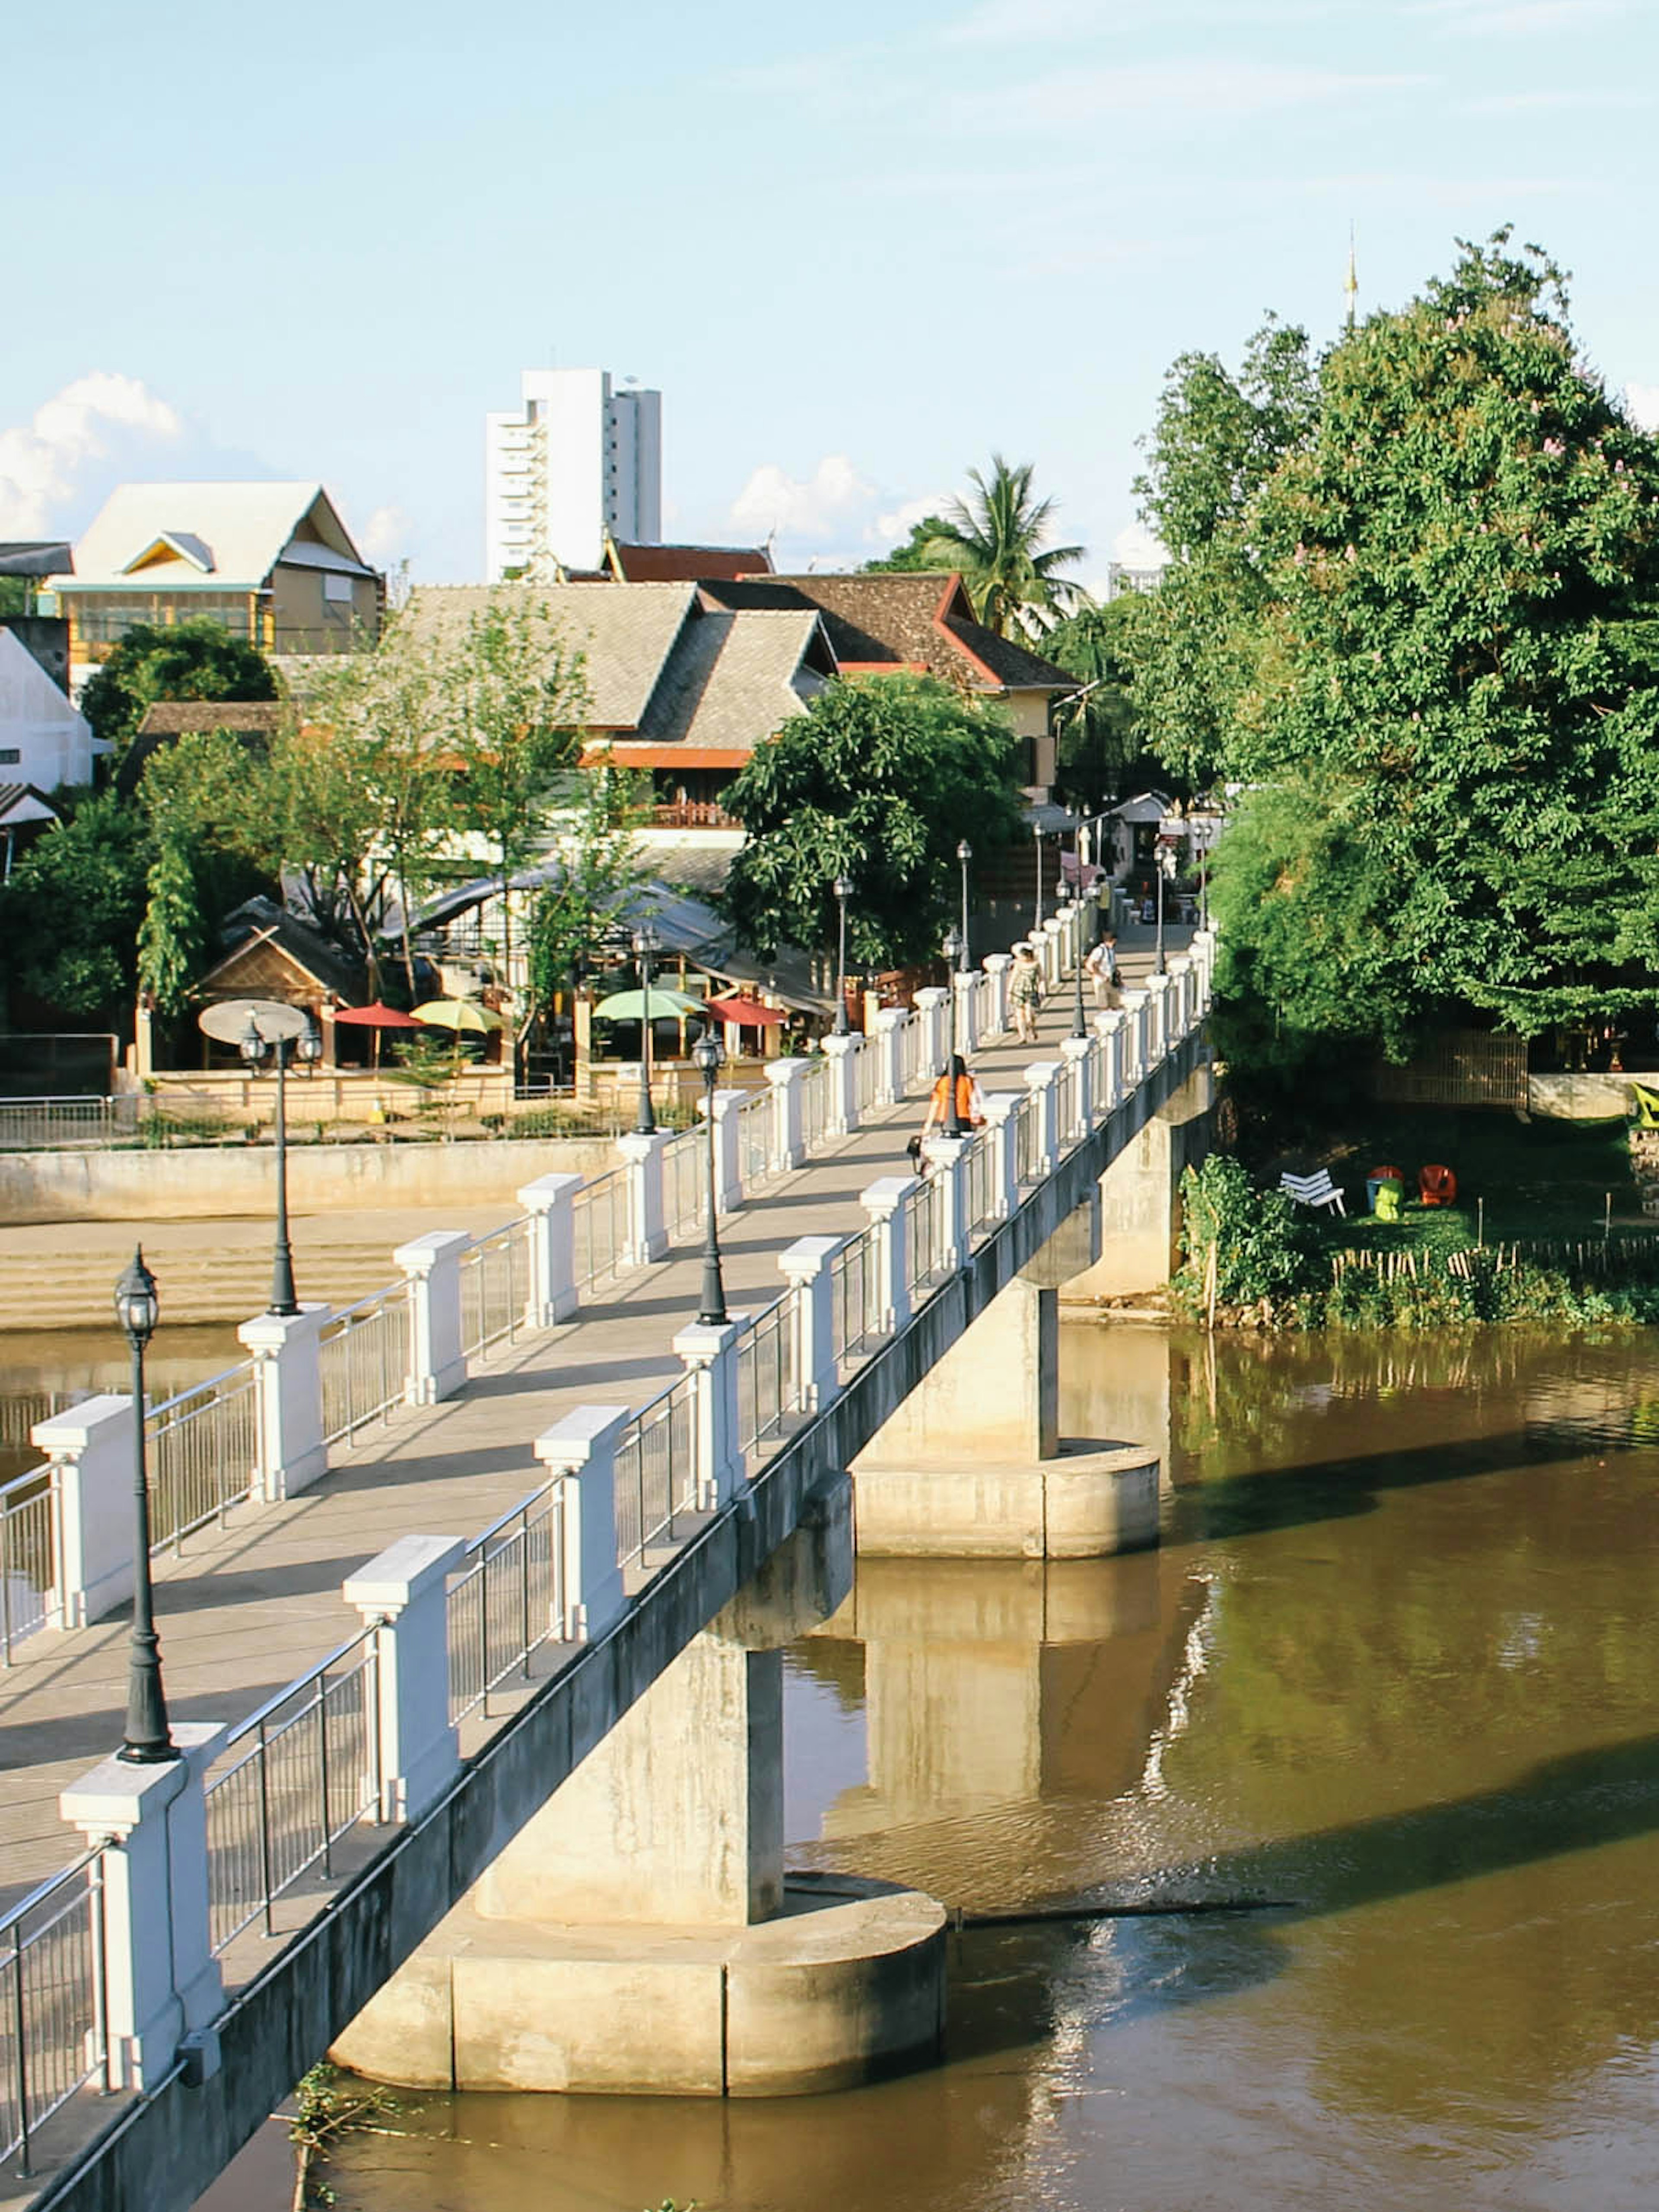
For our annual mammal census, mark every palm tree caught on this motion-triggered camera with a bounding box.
[924,456,1087,637]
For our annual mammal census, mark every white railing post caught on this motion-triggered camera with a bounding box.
[913,987,950,1081]
[860,1175,915,1333]
[60,1722,226,2091]
[918,1135,971,1268]
[822,1033,861,1135]
[343,1534,466,1821]
[395,1229,471,1404]
[617,1128,672,1265]
[238,1306,329,1499]
[1166,953,1193,1035]
[982,952,1012,1038]
[871,1008,907,1106]
[952,970,979,1055]
[1024,1061,1062,1177]
[779,1236,840,1413]
[1061,1034,1094,1138]
[674,1316,749,1509]
[533,1407,629,1643]
[1041,917,1065,992]
[31,1396,132,1629]
[766,1057,810,1170]
[1120,988,1149,1086]
[1146,972,1172,1062]
[981,1092,1023,1220]
[518,1172,584,1326]
[1191,928,1216,1012]
[708,1088,744,1214]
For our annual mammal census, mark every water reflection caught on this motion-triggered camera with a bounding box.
[286,1326,1659,2207]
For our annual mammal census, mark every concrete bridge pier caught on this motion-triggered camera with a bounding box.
[1063,1061,1215,1301]
[851,1264,1161,1560]
[331,1479,947,2099]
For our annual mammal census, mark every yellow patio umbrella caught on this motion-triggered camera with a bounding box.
[413,998,504,1033]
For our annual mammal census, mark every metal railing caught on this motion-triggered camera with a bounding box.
[966,1128,1000,1239]
[572,1165,630,1289]
[203,1627,382,1955]
[613,1375,698,1572]
[0,1095,138,1151]
[662,1126,705,1241]
[0,1470,54,1668]
[460,1218,530,1360]
[736,1090,776,1189]
[801,1063,830,1153]
[146,1363,261,1552]
[907,1171,949,1301]
[735,1294,801,1456]
[448,1482,565,1724]
[0,1850,108,2176]
[320,1286,411,1450]
[830,1229,882,1367]
[1013,1093,1039,1185]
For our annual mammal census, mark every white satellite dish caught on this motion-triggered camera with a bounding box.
[197,998,310,1046]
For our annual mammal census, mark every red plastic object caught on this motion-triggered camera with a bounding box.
[1419,1163,1458,1207]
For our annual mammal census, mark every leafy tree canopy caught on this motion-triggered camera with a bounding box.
[79,619,278,754]
[0,791,151,1019]
[1043,595,1162,809]
[1131,231,1659,1073]
[720,675,1026,969]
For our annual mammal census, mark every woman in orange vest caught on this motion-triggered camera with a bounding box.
[922,1054,986,1138]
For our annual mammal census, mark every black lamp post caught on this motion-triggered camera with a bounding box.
[632,925,660,1135]
[239,1013,320,1316]
[940,928,964,1136]
[831,876,852,1037]
[114,1248,175,1764]
[693,1033,728,1325]
[956,840,972,971]
[1155,844,1176,976]
[1032,821,1045,934]
[1064,889,1088,1039]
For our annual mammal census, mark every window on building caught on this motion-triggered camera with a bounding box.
[0,748,20,765]
[323,573,355,604]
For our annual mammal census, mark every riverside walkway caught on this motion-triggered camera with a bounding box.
[0,913,1208,2209]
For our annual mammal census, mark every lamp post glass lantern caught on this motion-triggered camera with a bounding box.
[632,925,661,1135]
[831,877,852,1037]
[956,840,972,971]
[693,1033,728,1325]
[1154,843,1177,976]
[114,1247,175,1764]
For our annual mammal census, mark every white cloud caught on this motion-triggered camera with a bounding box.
[1113,522,1168,569]
[0,372,182,536]
[356,502,413,565]
[1625,382,1659,431]
[870,492,954,544]
[729,454,876,543]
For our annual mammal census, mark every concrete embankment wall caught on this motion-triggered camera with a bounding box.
[0,1136,617,1227]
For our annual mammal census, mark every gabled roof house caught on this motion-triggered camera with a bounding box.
[44,483,381,672]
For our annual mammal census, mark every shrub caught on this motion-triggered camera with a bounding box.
[1175,1153,1321,1313]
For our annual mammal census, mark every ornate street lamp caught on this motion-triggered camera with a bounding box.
[1155,843,1177,977]
[1063,888,1088,1039]
[114,1248,175,1764]
[831,876,852,1037]
[693,1033,728,1326]
[239,1012,320,1316]
[941,927,964,1137]
[956,840,973,972]
[632,925,661,1135]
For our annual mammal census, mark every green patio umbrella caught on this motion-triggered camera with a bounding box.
[591,987,706,1021]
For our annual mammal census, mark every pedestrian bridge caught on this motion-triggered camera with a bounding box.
[0,910,1213,2212]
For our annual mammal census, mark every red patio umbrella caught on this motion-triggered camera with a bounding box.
[704,994,787,1027]
[332,1000,423,1068]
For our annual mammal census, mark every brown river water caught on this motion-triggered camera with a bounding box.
[14,1319,1659,2211]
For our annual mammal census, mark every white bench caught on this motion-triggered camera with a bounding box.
[1280,1170,1346,1216]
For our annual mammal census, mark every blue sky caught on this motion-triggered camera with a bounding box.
[3,0,1654,587]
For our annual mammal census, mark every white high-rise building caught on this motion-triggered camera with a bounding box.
[485,368,661,579]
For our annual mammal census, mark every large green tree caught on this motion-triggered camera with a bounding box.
[1043,594,1154,807]
[0,791,151,1019]
[1133,233,1659,1077]
[861,516,952,573]
[922,456,1087,636]
[720,675,1025,968]
[78,619,279,755]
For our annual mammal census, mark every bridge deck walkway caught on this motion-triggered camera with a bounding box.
[0,934,1177,1907]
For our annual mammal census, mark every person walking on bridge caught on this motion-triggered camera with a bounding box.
[921,1054,986,1139]
[1010,942,1043,1043]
